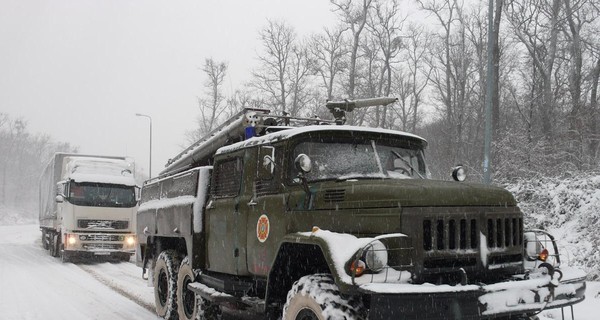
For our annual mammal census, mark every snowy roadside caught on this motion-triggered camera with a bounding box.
[0,224,159,320]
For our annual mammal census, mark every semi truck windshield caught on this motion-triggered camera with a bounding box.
[68,182,137,208]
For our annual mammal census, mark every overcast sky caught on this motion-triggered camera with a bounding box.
[0,0,335,178]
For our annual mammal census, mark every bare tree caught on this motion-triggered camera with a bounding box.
[308,26,348,100]
[505,0,562,140]
[187,58,229,143]
[367,0,405,127]
[250,20,297,114]
[331,0,374,99]
[394,24,431,132]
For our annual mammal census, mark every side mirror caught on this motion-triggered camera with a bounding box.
[263,155,275,174]
[294,154,312,174]
[452,165,466,182]
[55,195,65,203]
[258,146,276,180]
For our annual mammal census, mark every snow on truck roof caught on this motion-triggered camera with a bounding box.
[64,156,136,186]
[215,125,428,155]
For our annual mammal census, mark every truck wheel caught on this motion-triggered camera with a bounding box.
[61,250,70,263]
[42,230,49,250]
[282,274,365,320]
[177,257,198,320]
[154,250,182,320]
[48,233,55,256]
[198,298,221,320]
[50,233,60,258]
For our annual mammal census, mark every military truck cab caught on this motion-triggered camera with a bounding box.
[137,101,586,320]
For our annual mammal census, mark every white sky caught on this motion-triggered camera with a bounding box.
[0,0,335,178]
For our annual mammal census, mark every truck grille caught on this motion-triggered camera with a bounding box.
[486,217,523,248]
[82,243,123,250]
[422,217,523,251]
[423,218,479,251]
[78,219,129,230]
[82,234,124,242]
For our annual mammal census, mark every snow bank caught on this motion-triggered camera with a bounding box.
[506,175,600,280]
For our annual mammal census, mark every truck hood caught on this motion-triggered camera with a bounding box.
[306,179,516,210]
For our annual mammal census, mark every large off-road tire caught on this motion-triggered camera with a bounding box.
[154,250,182,320]
[198,298,221,320]
[177,257,198,320]
[176,257,221,320]
[282,274,365,320]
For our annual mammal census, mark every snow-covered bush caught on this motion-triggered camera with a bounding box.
[505,175,600,280]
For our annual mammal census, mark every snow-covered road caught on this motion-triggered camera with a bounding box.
[0,224,158,320]
[0,224,598,320]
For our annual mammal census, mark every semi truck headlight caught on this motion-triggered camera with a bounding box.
[125,236,136,246]
[67,234,78,245]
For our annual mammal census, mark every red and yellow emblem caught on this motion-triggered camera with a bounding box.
[256,214,270,243]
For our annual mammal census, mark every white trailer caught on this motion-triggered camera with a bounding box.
[39,153,138,262]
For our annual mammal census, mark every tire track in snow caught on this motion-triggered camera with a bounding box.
[78,264,155,313]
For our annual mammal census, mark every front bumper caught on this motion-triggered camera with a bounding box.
[360,268,586,320]
[63,232,136,255]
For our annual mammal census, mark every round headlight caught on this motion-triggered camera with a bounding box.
[452,166,467,182]
[294,154,312,173]
[363,240,388,272]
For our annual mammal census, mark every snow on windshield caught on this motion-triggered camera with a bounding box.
[290,136,427,182]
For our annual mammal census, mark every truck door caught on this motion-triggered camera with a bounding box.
[205,151,249,275]
[245,146,284,276]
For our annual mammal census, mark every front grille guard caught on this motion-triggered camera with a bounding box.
[350,233,415,285]
[524,229,562,271]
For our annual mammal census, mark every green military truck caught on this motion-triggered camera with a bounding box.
[136,98,586,320]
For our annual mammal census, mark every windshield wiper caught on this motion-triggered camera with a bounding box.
[391,151,424,179]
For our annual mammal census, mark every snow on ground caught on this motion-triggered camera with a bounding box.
[0,224,598,320]
[0,224,158,320]
[507,176,600,280]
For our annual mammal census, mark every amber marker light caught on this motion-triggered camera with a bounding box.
[350,260,366,277]
[539,248,549,262]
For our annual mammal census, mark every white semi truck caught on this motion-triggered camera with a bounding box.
[39,153,138,262]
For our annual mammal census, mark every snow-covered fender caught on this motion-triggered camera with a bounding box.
[268,228,394,299]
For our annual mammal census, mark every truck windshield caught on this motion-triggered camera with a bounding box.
[68,182,137,208]
[290,136,427,182]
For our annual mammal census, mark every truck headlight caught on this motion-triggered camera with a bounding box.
[125,236,136,246]
[349,240,388,277]
[67,234,78,245]
[363,240,388,272]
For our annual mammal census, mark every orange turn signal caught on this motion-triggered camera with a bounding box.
[350,260,366,277]
[539,248,549,262]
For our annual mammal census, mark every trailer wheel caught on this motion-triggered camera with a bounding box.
[282,274,365,320]
[154,250,182,320]
[177,257,198,320]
